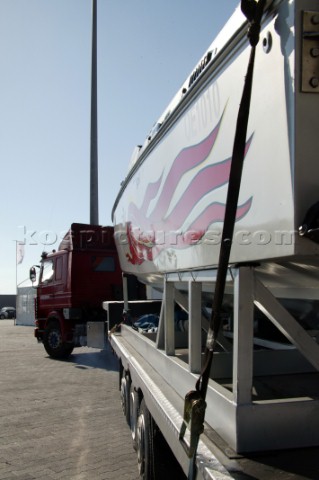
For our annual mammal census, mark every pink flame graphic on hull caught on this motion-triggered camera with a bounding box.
[125,112,253,265]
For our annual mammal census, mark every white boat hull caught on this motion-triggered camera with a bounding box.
[112,0,319,288]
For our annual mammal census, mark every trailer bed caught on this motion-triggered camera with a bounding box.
[110,327,319,480]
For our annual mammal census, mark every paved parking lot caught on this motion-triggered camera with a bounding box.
[0,321,140,480]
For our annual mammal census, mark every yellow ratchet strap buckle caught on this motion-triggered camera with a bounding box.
[179,390,206,458]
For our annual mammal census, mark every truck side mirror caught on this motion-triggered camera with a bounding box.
[30,266,37,283]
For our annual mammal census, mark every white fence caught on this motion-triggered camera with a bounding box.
[16,286,35,326]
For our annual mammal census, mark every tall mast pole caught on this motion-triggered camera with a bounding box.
[90,0,99,225]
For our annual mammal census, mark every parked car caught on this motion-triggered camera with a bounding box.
[0,307,16,319]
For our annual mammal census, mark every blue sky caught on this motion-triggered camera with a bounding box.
[0,0,239,294]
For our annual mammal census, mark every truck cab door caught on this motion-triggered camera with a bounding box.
[37,254,68,314]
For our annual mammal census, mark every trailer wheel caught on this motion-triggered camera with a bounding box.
[136,399,166,480]
[43,321,74,359]
[120,371,131,424]
[130,384,139,451]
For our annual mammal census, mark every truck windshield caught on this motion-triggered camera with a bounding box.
[40,259,54,283]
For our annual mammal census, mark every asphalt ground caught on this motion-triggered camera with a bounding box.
[0,320,140,480]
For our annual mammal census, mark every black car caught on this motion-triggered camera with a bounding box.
[0,307,16,319]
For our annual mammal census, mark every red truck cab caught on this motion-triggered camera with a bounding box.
[31,223,123,358]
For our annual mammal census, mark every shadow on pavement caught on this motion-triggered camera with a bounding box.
[47,342,119,372]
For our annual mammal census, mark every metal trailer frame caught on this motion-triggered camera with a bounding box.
[109,264,319,478]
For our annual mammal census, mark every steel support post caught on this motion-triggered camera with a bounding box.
[156,302,165,350]
[164,280,175,356]
[122,274,129,312]
[233,267,254,404]
[188,280,202,373]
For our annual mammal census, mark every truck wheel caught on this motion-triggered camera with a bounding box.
[43,321,74,359]
[120,371,131,424]
[136,399,166,480]
[130,384,139,451]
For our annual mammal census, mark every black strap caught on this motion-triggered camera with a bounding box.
[197,0,267,398]
[184,1,267,478]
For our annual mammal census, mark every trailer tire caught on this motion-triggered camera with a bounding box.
[43,321,74,359]
[136,399,166,480]
[130,384,139,451]
[120,371,131,424]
